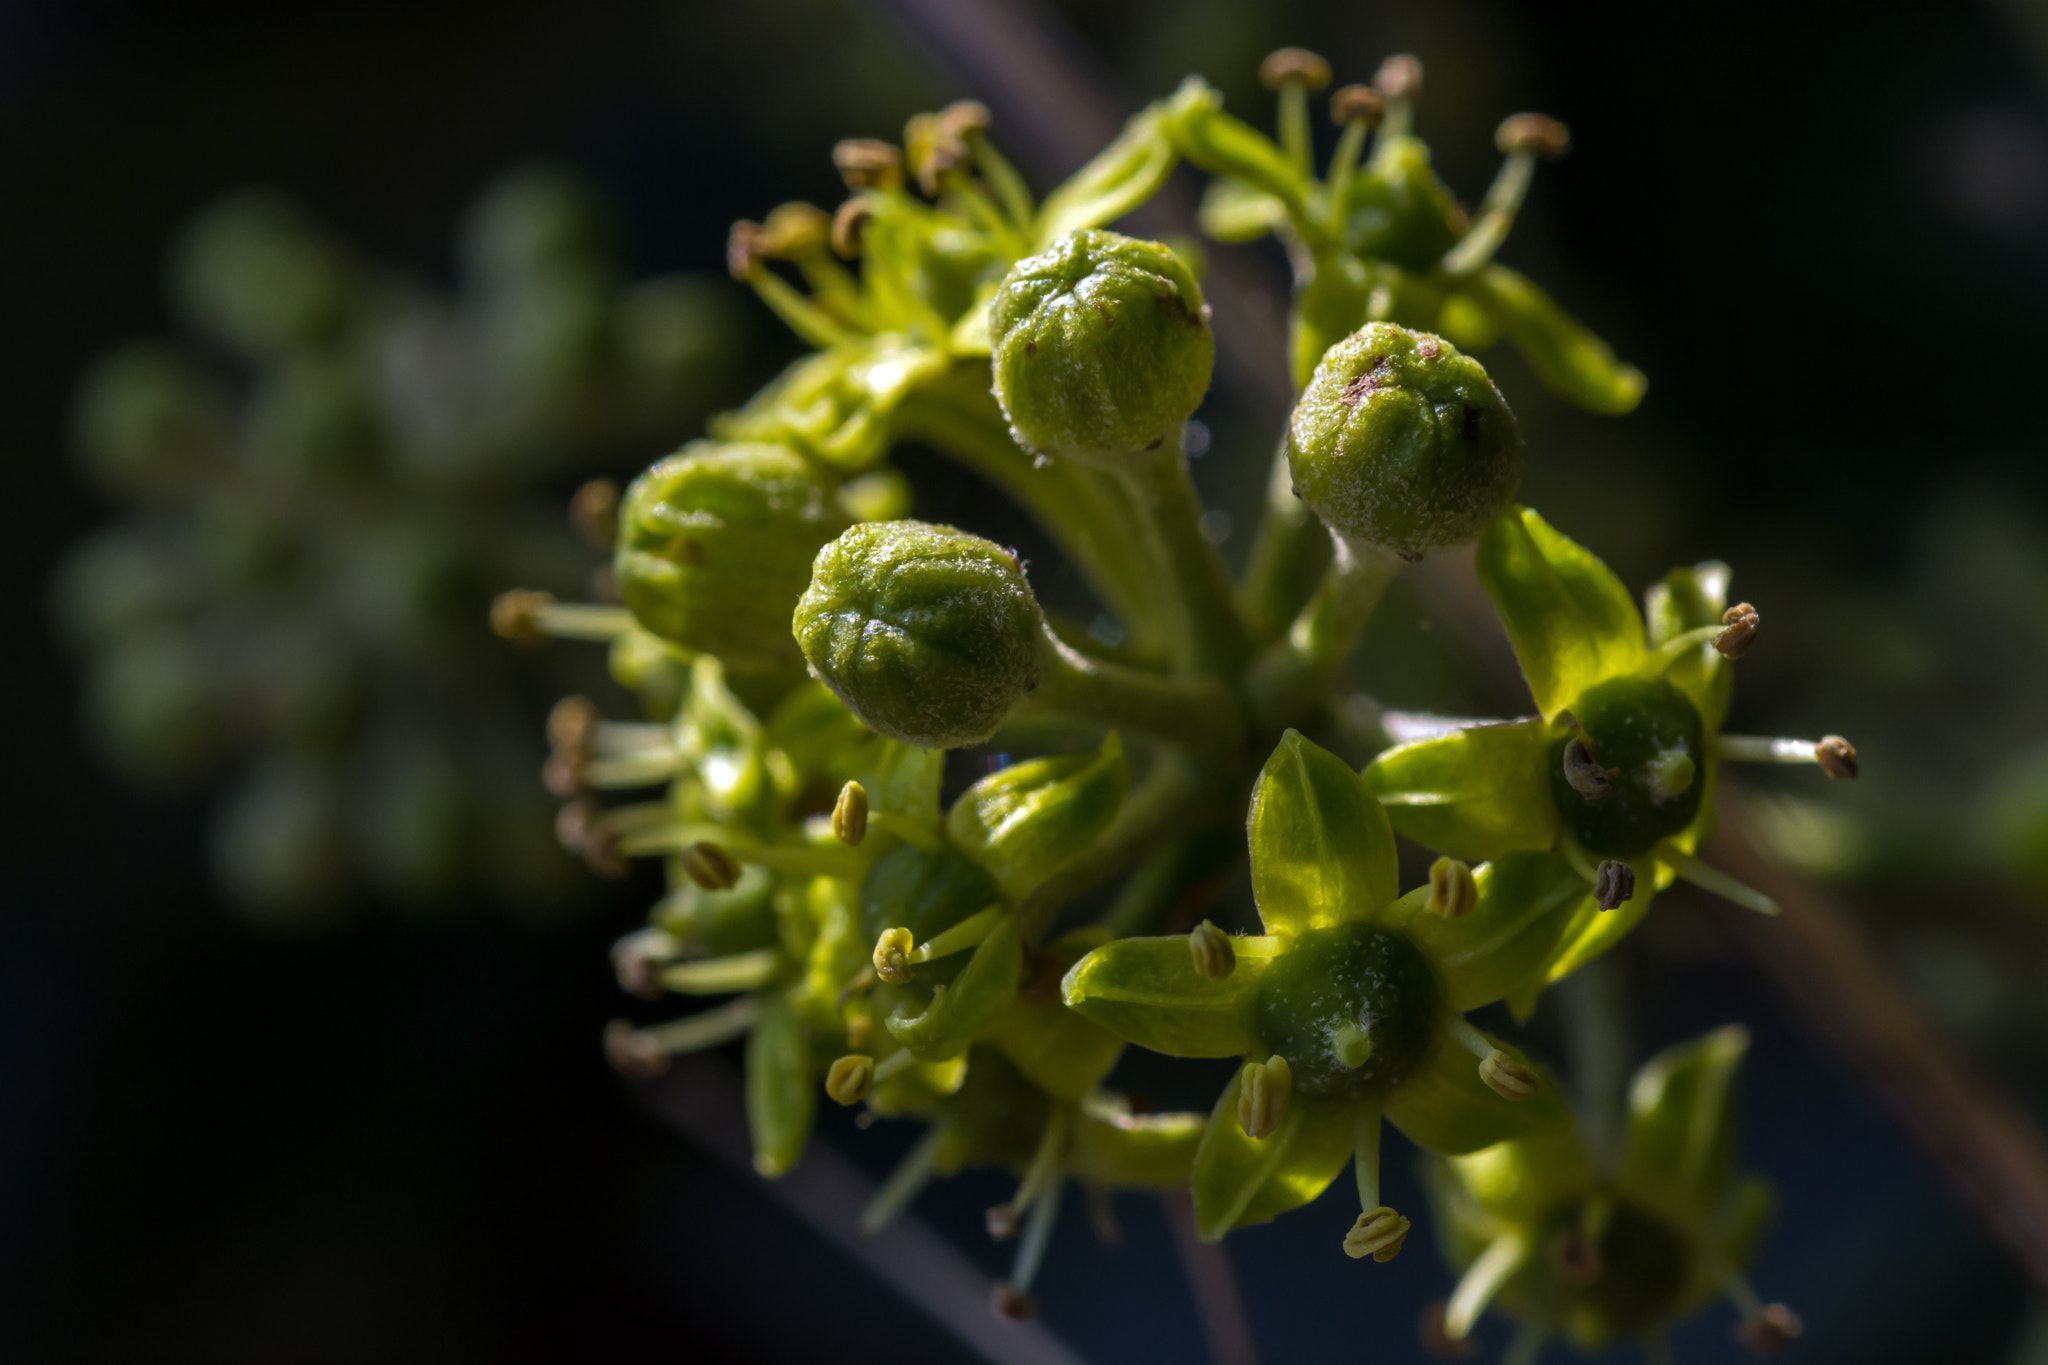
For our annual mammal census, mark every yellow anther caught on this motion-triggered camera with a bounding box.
[1714,601,1760,658]
[833,780,869,845]
[1479,1050,1540,1101]
[490,588,556,646]
[873,927,916,985]
[1344,1206,1411,1261]
[1426,857,1477,918]
[1259,47,1332,90]
[1330,83,1385,127]
[1496,112,1572,159]
[1816,734,1859,780]
[1237,1054,1292,1140]
[825,1053,875,1106]
[1593,859,1635,911]
[1189,920,1236,979]
[680,840,740,891]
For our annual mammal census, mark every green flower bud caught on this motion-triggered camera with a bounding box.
[70,344,228,498]
[989,228,1213,466]
[1286,322,1520,558]
[1551,676,1705,859]
[793,520,1042,749]
[614,440,850,672]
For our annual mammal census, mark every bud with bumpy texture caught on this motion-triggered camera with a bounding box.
[990,229,1214,467]
[614,441,849,672]
[793,520,1042,749]
[1286,323,1520,559]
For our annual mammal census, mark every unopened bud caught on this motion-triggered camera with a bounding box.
[833,780,869,845]
[1479,1049,1539,1101]
[991,1282,1038,1322]
[825,1053,876,1105]
[758,201,831,257]
[831,198,872,259]
[1419,1300,1477,1359]
[491,588,556,646]
[1816,735,1859,780]
[1375,54,1424,102]
[1343,1206,1410,1261]
[604,1019,669,1079]
[1330,83,1385,128]
[569,478,620,549]
[1714,602,1760,659]
[1562,735,1614,799]
[1496,113,1572,159]
[833,138,904,191]
[725,219,765,281]
[1237,1054,1292,1140]
[1426,857,1477,918]
[1735,1303,1803,1355]
[1547,1227,1603,1286]
[873,926,916,985]
[1259,47,1332,91]
[1189,920,1236,979]
[1593,859,1635,911]
[680,841,740,891]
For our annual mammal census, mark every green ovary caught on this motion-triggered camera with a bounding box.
[1253,923,1437,1099]
[1550,675,1705,859]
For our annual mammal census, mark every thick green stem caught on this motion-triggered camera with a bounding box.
[1021,629,1243,752]
[1116,435,1252,676]
[1245,535,1400,728]
[1020,748,1216,936]
[1238,442,1333,638]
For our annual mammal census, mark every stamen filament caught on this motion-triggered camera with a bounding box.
[1659,844,1779,916]
[1440,153,1534,277]
[537,602,637,642]
[584,754,685,789]
[658,948,782,995]
[1715,734,1828,765]
[743,266,860,350]
[1445,1233,1530,1339]
[637,994,762,1055]
[1009,1177,1063,1294]
[871,1048,917,1086]
[1442,1014,1496,1062]
[1323,118,1370,227]
[620,823,868,878]
[867,810,945,853]
[859,1129,942,1236]
[1278,81,1313,174]
[909,905,1006,963]
[965,133,1034,228]
[589,721,678,757]
[1353,1103,1384,1211]
[1642,623,1727,676]
[1012,1107,1074,1218]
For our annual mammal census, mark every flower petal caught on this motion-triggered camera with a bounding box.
[1476,506,1648,719]
[744,990,815,1178]
[1365,719,1560,861]
[1192,1076,1356,1241]
[1061,934,1279,1058]
[1402,851,1590,1011]
[1622,1025,1751,1221]
[1249,729,1400,936]
[1382,1030,1564,1156]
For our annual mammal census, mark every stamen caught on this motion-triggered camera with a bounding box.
[569,478,619,549]
[1444,1014,1496,1061]
[859,1128,941,1236]
[1441,115,1565,277]
[1735,1304,1803,1355]
[829,198,872,259]
[825,1053,875,1105]
[832,138,904,192]
[549,694,599,752]
[1562,735,1615,799]
[1330,84,1385,127]
[603,1019,667,1079]
[1497,113,1572,159]
[1418,1301,1478,1359]
[680,841,740,891]
[490,590,636,646]
[872,926,916,984]
[1444,1232,1529,1335]
[1189,919,1237,979]
[1343,1207,1410,1262]
[658,947,781,995]
[1374,54,1424,140]
[990,1282,1038,1323]
[1237,1054,1292,1139]
[757,201,831,257]
[725,219,766,280]
[909,905,1004,964]
[1479,1050,1540,1101]
[611,926,679,999]
[1258,47,1334,89]
[1593,859,1635,911]
[1426,856,1478,918]
[602,996,762,1079]
[1715,602,1760,658]
[837,965,876,1007]
[832,780,869,845]
[1004,1176,1063,1302]
[556,800,628,878]
[948,102,1034,228]
[1659,844,1779,916]
[1259,48,1332,175]
[1816,735,1859,779]
[1324,85,1384,221]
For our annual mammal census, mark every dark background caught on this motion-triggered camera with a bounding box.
[6,2,2047,1360]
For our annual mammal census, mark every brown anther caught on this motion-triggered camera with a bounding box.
[1562,735,1616,799]
[758,201,831,257]
[1593,859,1636,911]
[1735,1303,1804,1355]
[832,138,904,191]
[1816,735,1859,780]
[903,111,970,197]
[1330,83,1385,128]
[1427,857,1478,918]
[568,478,620,549]
[555,800,628,878]
[1714,602,1760,658]
[830,198,872,259]
[832,780,869,845]
[1496,112,1572,159]
[548,694,599,753]
[873,927,916,985]
[1419,1300,1477,1359]
[680,841,740,891]
[991,1282,1038,1322]
[1189,920,1236,979]
[986,1203,1021,1241]
[490,588,556,646]
[542,747,588,799]
[611,929,671,1000]
[939,99,992,138]
[1547,1227,1604,1286]
[1343,1206,1410,1261]
[825,1053,875,1106]
[1374,54,1424,101]
[1479,1050,1540,1101]
[603,1020,669,1080]
[1238,1055,1292,1140]
[1259,47,1332,91]
[725,219,765,281]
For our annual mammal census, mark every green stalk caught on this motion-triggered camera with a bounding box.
[1116,433,1252,676]
[1022,629,1243,752]
[1244,536,1400,728]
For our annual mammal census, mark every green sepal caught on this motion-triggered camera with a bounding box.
[1476,506,1647,720]
[1032,92,1189,248]
[1461,264,1646,415]
[712,336,949,471]
[744,990,815,1178]
[1248,730,1401,937]
[1197,176,1289,244]
[1060,934,1279,1058]
[676,657,774,826]
[1436,290,1504,351]
[794,874,867,1034]
[1401,850,1592,1011]
[946,733,1130,903]
[1622,1025,1748,1223]
[1645,561,1734,732]
[884,915,1024,1062]
[1439,1111,1598,1227]
[1072,1097,1205,1189]
[985,993,1125,1104]
[1163,78,1314,234]
[1382,1029,1563,1156]
[1191,1076,1355,1241]
[1714,1173,1778,1275]
[1365,719,1560,861]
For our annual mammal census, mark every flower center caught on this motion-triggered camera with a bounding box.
[1551,676,1705,859]
[1253,922,1436,1099]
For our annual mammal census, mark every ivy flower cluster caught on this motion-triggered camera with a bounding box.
[500,49,1853,1357]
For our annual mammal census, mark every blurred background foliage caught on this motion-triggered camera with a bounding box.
[7,1,2048,1361]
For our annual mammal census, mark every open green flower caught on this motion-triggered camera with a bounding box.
[1366,506,1857,1002]
[1421,1027,1798,1360]
[1064,730,1584,1253]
